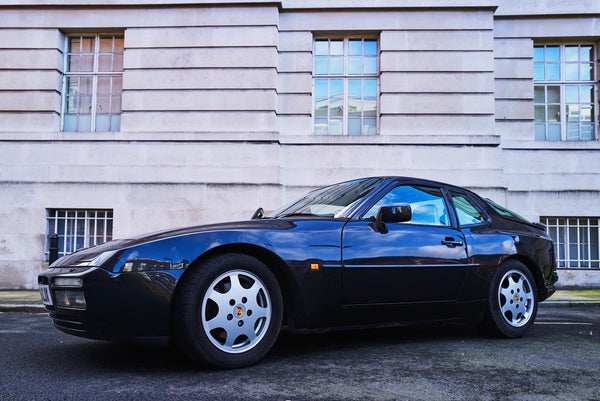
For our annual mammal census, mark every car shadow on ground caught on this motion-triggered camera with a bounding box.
[44,321,483,372]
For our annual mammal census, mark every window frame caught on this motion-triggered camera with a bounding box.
[312,35,380,136]
[541,216,599,270]
[45,209,114,261]
[60,33,124,133]
[533,42,598,141]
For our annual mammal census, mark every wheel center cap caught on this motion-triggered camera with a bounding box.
[513,294,520,302]
[234,305,245,318]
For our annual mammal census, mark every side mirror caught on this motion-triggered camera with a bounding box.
[374,204,411,233]
[251,207,264,220]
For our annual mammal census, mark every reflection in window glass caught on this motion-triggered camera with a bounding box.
[63,34,123,132]
[313,37,379,136]
[534,43,596,141]
[451,192,487,226]
[363,185,450,226]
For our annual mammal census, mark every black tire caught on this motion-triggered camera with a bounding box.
[173,253,283,369]
[483,260,538,338]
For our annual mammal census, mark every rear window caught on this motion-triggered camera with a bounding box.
[484,198,528,223]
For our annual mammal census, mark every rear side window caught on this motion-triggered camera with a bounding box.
[450,191,487,226]
[484,198,528,223]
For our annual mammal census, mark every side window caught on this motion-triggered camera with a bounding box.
[363,185,450,226]
[450,191,487,226]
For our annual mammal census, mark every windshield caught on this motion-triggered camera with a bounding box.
[268,178,383,218]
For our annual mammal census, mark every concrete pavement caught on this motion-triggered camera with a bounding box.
[0,289,599,313]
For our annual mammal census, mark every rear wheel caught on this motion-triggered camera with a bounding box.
[484,260,538,338]
[174,253,283,368]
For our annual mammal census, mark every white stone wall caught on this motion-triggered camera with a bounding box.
[0,1,599,288]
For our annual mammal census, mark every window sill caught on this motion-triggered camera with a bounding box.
[502,140,600,150]
[280,134,501,146]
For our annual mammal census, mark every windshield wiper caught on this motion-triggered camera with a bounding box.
[276,212,320,219]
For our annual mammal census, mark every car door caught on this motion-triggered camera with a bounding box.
[341,184,469,305]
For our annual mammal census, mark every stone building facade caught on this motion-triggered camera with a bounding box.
[0,0,599,288]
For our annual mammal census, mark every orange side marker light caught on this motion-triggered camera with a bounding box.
[310,263,320,271]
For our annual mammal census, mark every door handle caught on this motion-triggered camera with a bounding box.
[441,237,463,248]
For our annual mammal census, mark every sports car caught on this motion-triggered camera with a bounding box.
[39,177,558,368]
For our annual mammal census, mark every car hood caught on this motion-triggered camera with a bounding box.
[50,219,294,267]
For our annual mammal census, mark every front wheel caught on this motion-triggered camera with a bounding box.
[484,260,538,338]
[173,253,283,368]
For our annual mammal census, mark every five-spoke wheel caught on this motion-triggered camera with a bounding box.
[484,260,538,338]
[174,253,283,369]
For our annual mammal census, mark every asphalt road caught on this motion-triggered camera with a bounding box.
[0,307,599,401]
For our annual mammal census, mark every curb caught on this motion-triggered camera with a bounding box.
[0,304,47,313]
[541,301,600,308]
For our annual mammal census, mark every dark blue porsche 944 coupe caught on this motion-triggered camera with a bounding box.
[39,177,558,368]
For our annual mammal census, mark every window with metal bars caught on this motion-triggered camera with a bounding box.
[541,217,599,269]
[62,34,124,132]
[45,209,113,261]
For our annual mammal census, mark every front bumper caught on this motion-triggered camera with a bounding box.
[38,267,182,342]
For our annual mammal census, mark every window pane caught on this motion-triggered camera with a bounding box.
[348,80,361,97]
[330,79,343,97]
[547,64,560,80]
[363,79,377,97]
[329,118,342,135]
[534,64,545,81]
[111,115,121,131]
[548,124,561,140]
[314,118,328,135]
[314,40,328,55]
[100,36,113,52]
[567,123,580,140]
[533,46,544,62]
[314,99,328,116]
[567,104,581,122]
[329,57,343,74]
[330,40,343,55]
[547,86,560,103]
[581,105,593,122]
[535,123,546,140]
[349,40,362,56]
[581,85,593,103]
[565,63,578,80]
[80,55,94,72]
[546,46,560,62]
[98,54,113,72]
[348,98,361,117]
[349,58,362,75]
[348,118,361,135]
[535,106,546,122]
[534,86,545,103]
[96,114,110,132]
[314,57,328,75]
[329,98,343,116]
[364,40,377,56]
[314,79,328,97]
[581,124,594,140]
[580,63,594,81]
[78,115,91,132]
[363,99,376,117]
[565,46,578,62]
[364,58,378,74]
[581,46,593,62]
[565,86,578,103]
[63,115,76,132]
[363,118,376,135]
[548,105,560,121]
